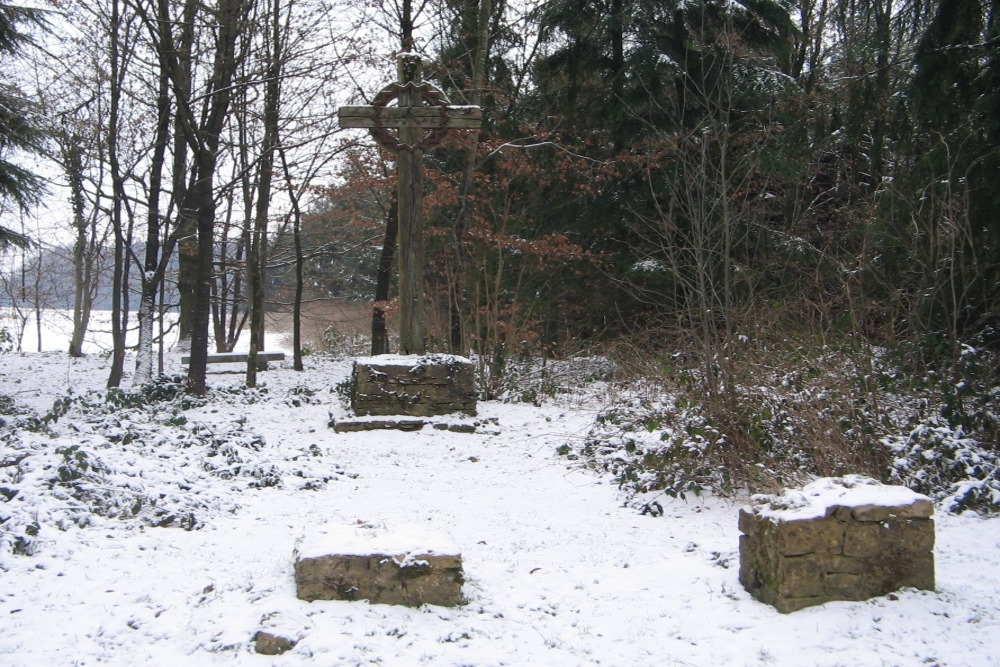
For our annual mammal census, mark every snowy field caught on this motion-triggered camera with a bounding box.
[0,308,288,355]
[1,317,999,666]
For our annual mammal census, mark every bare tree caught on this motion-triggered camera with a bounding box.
[105,0,140,388]
[165,0,254,394]
[245,0,283,387]
[131,0,173,385]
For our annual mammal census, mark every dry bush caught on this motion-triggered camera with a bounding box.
[578,328,904,497]
[269,300,373,357]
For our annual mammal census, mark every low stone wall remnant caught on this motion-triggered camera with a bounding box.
[294,523,465,607]
[351,354,477,418]
[739,476,935,613]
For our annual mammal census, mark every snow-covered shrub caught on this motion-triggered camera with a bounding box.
[0,393,19,418]
[879,341,999,513]
[0,377,354,557]
[564,336,999,512]
[108,373,189,407]
[564,340,887,498]
[568,383,865,500]
[486,354,616,405]
[321,326,370,358]
[936,344,999,443]
[0,327,13,354]
[571,398,727,499]
[287,384,323,407]
[886,421,1000,513]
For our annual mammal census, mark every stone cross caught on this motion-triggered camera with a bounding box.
[339,54,481,355]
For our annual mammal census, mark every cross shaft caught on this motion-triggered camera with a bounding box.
[337,54,481,355]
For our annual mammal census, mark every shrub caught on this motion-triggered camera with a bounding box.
[0,328,13,354]
[1,375,357,557]
[563,334,999,513]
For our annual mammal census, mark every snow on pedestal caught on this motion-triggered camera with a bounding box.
[294,522,465,607]
[350,354,477,418]
[739,476,935,613]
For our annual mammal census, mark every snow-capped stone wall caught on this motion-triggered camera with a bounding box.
[351,354,477,417]
[294,523,465,607]
[738,476,935,613]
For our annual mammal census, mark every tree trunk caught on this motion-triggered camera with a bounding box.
[173,0,197,347]
[291,209,304,371]
[247,0,282,387]
[181,0,250,395]
[371,197,398,355]
[107,0,128,389]
[449,0,491,354]
[277,145,306,371]
[66,142,92,358]
[186,169,216,394]
[133,0,173,386]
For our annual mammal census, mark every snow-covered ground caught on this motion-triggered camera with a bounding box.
[1,329,999,665]
[0,308,290,355]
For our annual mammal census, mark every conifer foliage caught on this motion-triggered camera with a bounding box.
[0,1,46,247]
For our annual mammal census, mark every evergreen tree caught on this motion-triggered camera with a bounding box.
[0,1,46,247]
[912,0,985,132]
[532,0,798,149]
[904,0,1000,343]
[521,0,803,333]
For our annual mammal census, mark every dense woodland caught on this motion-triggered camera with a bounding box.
[1,0,998,501]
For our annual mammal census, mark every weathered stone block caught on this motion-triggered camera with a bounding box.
[822,572,863,598]
[777,518,844,556]
[253,631,296,655]
[331,417,427,432]
[851,498,934,522]
[777,556,824,597]
[738,507,755,535]
[350,354,477,417]
[827,555,865,574]
[843,523,885,558]
[869,548,935,592]
[901,517,936,552]
[330,416,490,434]
[774,596,819,613]
[294,523,464,607]
[739,476,935,613]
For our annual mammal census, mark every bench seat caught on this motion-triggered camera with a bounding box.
[181,351,286,365]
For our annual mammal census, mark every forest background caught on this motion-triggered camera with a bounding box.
[1,0,998,507]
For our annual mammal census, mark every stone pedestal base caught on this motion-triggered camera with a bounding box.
[329,416,492,434]
[350,354,477,417]
[739,476,935,613]
[294,523,464,607]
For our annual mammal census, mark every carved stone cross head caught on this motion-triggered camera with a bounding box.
[338,54,481,153]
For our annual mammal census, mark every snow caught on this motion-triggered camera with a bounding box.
[750,475,933,521]
[628,258,669,274]
[297,522,460,559]
[1,308,288,356]
[1,334,999,665]
[354,353,472,367]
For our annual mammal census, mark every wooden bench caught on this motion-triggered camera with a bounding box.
[181,352,285,369]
